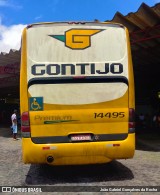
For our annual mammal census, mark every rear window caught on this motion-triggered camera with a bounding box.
[27,23,128,105]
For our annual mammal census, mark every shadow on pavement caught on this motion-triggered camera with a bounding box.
[0,126,21,138]
[25,161,134,185]
[136,128,160,152]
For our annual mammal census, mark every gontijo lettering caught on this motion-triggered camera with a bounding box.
[31,63,123,76]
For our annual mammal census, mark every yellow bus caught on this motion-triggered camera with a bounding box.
[20,21,135,165]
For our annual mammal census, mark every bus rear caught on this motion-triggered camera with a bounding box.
[20,22,135,165]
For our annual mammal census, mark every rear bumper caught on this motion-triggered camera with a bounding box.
[22,133,135,165]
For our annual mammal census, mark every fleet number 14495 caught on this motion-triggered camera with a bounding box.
[94,112,125,119]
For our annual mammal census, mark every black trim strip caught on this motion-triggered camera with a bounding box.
[31,133,128,144]
[28,76,128,88]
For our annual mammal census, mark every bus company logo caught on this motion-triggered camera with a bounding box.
[49,29,104,49]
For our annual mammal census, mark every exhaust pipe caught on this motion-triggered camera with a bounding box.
[47,156,54,163]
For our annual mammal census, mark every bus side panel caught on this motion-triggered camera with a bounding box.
[20,28,29,115]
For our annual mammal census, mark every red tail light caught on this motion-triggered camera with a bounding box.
[21,112,30,132]
[129,108,135,132]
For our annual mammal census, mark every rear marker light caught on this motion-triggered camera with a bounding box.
[73,76,86,79]
[129,122,135,128]
[106,144,120,147]
[68,22,86,24]
[21,111,30,133]
[129,108,135,132]
[42,146,50,150]
[113,144,120,147]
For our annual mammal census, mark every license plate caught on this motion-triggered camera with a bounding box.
[71,134,92,141]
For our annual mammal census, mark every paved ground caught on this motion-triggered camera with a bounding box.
[0,127,160,194]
